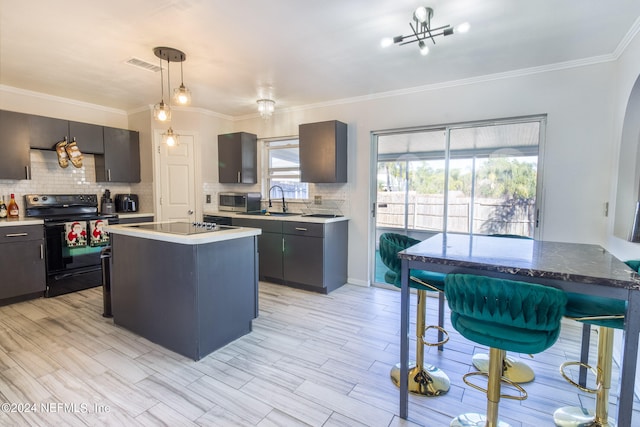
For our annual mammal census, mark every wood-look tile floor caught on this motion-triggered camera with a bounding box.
[0,282,638,426]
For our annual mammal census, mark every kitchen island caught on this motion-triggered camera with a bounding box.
[105,222,261,360]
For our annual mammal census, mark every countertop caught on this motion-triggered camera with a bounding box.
[106,221,261,245]
[203,210,349,224]
[0,217,44,227]
[399,233,640,290]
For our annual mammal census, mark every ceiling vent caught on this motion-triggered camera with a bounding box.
[125,57,162,72]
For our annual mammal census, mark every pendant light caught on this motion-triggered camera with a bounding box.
[153,55,171,122]
[162,127,179,147]
[173,55,191,106]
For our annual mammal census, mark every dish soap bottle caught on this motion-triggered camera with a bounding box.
[0,196,7,218]
[7,193,19,218]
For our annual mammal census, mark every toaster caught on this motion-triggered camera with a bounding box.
[115,194,139,213]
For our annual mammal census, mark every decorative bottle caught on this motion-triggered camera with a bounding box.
[0,196,7,218]
[7,193,19,218]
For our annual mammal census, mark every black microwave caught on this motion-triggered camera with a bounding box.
[218,192,261,212]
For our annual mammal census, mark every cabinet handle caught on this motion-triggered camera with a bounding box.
[295,227,308,231]
[25,165,31,180]
[282,237,285,252]
[6,233,28,237]
[107,169,112,181]
[40,243,44,259]
[237,171,241,183]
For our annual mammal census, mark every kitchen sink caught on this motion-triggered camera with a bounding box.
[238,211,300,217]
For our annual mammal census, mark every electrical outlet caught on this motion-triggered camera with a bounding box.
[314,195,322,205]
[206,194,211,203]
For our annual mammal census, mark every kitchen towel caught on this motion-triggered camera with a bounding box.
[90,219,109,246]
[65,221,87,247]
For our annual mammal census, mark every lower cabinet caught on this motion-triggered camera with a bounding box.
[232,218,348,293]
[0,225,46,302]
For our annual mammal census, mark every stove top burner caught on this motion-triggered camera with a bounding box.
[129,222,237,235]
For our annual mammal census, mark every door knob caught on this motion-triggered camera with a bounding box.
[188,209,194,215]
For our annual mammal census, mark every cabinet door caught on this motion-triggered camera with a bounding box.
[69,121,104,154]
[299,120,347,183]
[218,132,257,183]
[97,127,140,182]
[0,110,31,180]
[0,228,45,299]
[28,114,69,149]
[259,232,284,282]
[283,234,324,288]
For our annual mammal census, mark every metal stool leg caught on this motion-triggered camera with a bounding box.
[554,327,617,427]
[391,290,450,396]
[451,348,512,427]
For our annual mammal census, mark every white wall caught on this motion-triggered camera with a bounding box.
[234,61,620,286]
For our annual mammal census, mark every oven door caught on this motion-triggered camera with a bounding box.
[44,219,113,297]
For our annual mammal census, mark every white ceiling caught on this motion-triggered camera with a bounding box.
[1,1,639,118]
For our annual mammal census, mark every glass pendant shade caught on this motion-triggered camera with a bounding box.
[154,101,171,122]
[173,84,192,105]
[163,127,179,147]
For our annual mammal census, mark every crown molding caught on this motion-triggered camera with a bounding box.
[0,84,127,117]
[128,104,234,121]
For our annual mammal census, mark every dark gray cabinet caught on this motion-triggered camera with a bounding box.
[0,110,31,180]
[29,115,104,154]
[218,132,257,183]
[232,217,348,293]
[69,121,104,154]
[28,115,69,150]
[95,127,140,183]
[299,120,347,183]
[0,225,46,301]
[233,218,283,282]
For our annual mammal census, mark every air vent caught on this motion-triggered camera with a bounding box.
[125,57,161,72]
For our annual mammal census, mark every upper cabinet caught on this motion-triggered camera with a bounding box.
[299,120,347,183]
[29,115,104,154]
[0,110,31,180]
[95,127,140,183]
[218,132,257,184]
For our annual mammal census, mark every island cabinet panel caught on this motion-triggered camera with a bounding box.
[0,225,45,302]
[217,132,257,183]
[0,110,31,180]
[110,233,258,360]
[299,120,347,183]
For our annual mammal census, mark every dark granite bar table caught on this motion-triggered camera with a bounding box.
[397,233,640,426]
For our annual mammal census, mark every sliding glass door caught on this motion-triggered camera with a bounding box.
[372,116,545,286]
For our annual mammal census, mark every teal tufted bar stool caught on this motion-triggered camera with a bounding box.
[471,234,537,384]
[379,232,450,397]
[553,260,638,427]
[445,274,567,427]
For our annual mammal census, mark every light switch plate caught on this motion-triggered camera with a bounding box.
[206,194,211,203]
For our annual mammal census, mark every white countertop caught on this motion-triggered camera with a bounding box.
[0,217,44,227]
[203,210,349,224]
[106,221,261,245]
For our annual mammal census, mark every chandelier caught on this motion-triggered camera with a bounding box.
[153,47,191,146]
[257,98,275,120]
[382,6,469,56]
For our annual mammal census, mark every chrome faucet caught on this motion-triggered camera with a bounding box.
[268,185,287,213]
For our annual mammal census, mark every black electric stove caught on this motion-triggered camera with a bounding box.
[129,222,237,235]
[25,194,119,297]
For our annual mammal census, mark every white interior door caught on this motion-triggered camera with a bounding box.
[158,134,197,222]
